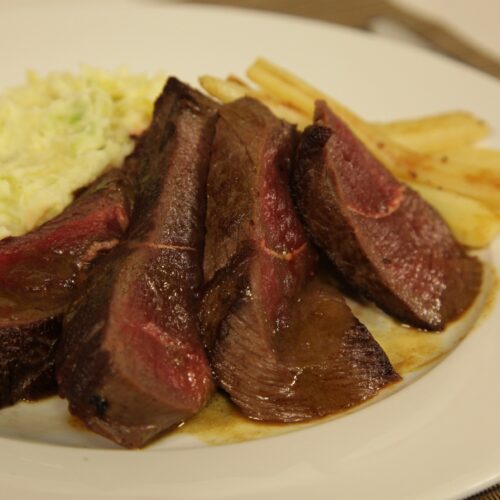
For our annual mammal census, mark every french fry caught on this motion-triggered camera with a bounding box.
[204,62,489,152]
[199,75,310,129]
[199,75,249,103]
[408,182,500,248]
[377,112,489,153]
[248,58,490,152]
[246,58,500,212]
[432,147,500,171]
[376,143,500,211]
[201,58,500,245]
[247,57,362,125]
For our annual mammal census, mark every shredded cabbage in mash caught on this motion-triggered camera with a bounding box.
[0,67,165,239]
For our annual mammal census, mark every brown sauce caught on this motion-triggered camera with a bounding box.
[67,414,89,432]
[177,393,304,445]
[65,265,497,447]
[179,264,497,446]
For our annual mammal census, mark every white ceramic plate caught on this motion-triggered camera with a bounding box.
[1,2,500,499]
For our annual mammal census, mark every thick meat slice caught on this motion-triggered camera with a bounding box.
[0,170,132,408]
[199,98,399,422]
[57,78,218,448]
[293,101,482,330]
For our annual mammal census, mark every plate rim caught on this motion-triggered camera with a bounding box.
[0,3,500,499]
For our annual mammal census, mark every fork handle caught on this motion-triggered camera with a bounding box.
[384,1,500,79]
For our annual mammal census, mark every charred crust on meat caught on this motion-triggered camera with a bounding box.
[199,97,399,423]
[56,78,218,448]
[0,169,132,408]
[88,394,108,418]
[301,125,332,154]
[293,102,482,330]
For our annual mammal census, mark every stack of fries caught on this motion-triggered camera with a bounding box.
[200,58,500,248]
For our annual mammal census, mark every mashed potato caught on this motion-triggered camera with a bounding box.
[0,67,165,239]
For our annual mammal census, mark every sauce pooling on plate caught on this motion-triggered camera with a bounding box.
[180,266,495,446]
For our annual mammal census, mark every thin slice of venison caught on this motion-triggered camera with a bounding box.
[57,78,218,448]
[293,101,482,330]
[199,98,399,422]
[0,169,132,408]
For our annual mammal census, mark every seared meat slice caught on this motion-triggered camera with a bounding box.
[293,101,482,330]
[199,97,399,422]
[0,170,132,407]
[57,78,218,448]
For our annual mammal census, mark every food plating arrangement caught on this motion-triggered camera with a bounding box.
[0,58,498,449]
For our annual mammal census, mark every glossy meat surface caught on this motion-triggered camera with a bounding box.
[293,101,482,330]
[57,78,218,448]
[200,98,399,422]
[0,170,132,407]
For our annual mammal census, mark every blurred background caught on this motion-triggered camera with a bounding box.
[180,0,500,79]
[2,0,499,78]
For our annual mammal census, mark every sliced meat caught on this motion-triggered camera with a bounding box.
[0,169,133,408]
[57,78,218,449]
[293,101,482,330]
[199,97,399,422]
